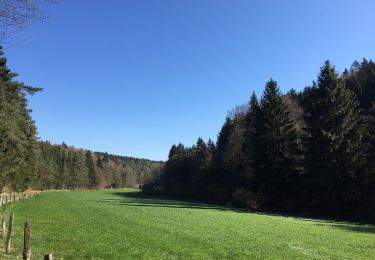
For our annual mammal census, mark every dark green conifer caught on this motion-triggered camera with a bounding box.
[304,61,366,215]
[85,150,97,189]
[257,79,300,209]
[0,47,41,191]
[242,92,260,185]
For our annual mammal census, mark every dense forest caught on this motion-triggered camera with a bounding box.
[0,48,163,192]
[38,141,163,190]
[143,59,375,221]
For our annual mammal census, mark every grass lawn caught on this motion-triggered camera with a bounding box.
[0,189,374,259]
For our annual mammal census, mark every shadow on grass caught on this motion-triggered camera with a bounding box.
[99,191,229,211]
[100,190,375,234]
[312,223,375,234]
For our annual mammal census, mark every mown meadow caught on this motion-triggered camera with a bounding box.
[1,189,374,259]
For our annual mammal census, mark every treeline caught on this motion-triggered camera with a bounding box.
[95,152,161,177]
[143,59,375,221]
[0,48,163,192]
[38,141,163,190]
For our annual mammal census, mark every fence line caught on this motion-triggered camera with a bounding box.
[1,191,48,258]
[0,191,44,207]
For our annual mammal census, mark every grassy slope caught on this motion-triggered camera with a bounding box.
[1,189,374,259]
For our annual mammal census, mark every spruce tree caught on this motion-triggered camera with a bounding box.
[304,61,366,216]
[57,147,66,189]
[215,116,234,164]
[242,92,260,186]
[207,139,216,154]
[257,79,300,209]
[207,116,235,203]
[366,102,375,218]
[223,115,246,180]
[67,152,87,189]
[343,59,375,112]
[85,150,97,189]
[0,47,41,191]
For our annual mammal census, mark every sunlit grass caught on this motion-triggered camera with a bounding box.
[1,189,374,259]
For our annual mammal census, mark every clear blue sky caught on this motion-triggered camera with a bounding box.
[5,0,375,160]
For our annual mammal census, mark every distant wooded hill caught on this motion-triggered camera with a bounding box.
[37,141,164,191]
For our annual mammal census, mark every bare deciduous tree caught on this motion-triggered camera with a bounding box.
[0,0,57,43]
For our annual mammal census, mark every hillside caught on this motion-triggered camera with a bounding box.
[37,141,164,190]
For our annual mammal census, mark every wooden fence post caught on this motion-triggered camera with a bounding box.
[1,207,5,240]
[23,222,31,260]
[4,210,14,253]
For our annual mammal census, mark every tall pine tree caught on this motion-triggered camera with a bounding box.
[257,79,300,210]
[366,102,375,218]
[304,61,366,216]
[242,92,260,188]
[85,150,97,189]
[0,47,41,191]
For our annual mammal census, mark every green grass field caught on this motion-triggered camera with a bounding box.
[1,189,374,259]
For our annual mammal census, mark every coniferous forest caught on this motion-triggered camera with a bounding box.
[143,59,375,221]
[0,47,162,192]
